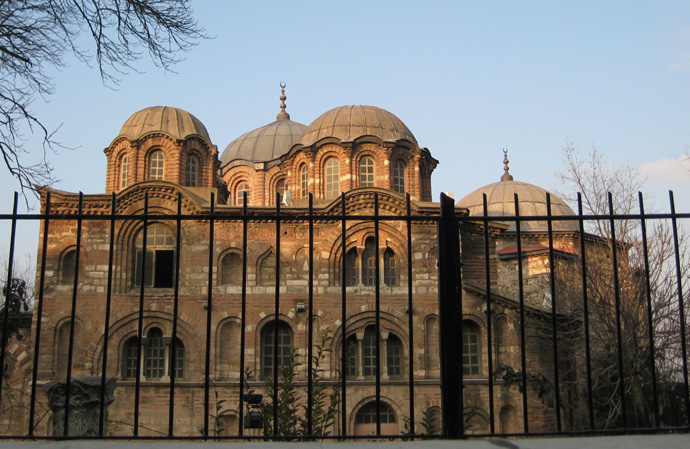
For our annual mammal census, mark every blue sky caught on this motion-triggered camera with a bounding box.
[2,0,690,261]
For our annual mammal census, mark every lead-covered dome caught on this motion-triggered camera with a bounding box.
[298,105,417,147]
[117,106,211,142]
[219,85,306,172]
[220,118,306,167]
[457,155,578,232]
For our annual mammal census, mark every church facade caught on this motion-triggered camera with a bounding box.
[9,87,591,437]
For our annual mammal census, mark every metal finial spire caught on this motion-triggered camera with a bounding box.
[277,82,290,120]
[501,149,514,181]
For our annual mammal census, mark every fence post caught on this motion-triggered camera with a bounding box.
[438,193,464,438]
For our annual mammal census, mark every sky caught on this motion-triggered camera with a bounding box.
[2,0,690,265]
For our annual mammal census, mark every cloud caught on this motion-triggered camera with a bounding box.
[639,155,690,184]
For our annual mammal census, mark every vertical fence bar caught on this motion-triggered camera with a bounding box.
[307,194,315,435]
[482,194,495,434]
[204,194,216,437]
[63,192,84,436]
[0,192,19,406]
[514,194,529,434]
[608,192,627,428]
[406,193,415,436]
[238,192,248,436]
[340,193,348,437]
[546,194,562,432]
[374,193,382,435]
[133,193,149,436]
[169,193,183,436]
[669,191,690,425]
[272,192,281,436]
[29,191,51,435]
[577,193,595,430]
[638,192,659,428]
[438,193,463,438]
[98,193,117,436]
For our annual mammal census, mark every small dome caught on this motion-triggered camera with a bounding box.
[299,105,417,147]
[220,118,306,168]
[117,106,211,142]
[457,154,577,232]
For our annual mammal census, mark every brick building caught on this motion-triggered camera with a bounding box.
[11,87,592,437]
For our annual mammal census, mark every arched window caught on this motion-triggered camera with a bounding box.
[123,329,185,380]
[172,339,185,379]
[355,401,396,424]
[236,182,250,205]
[144,328,165,379]
[392,160,405,194]
[134,225,175,288]
[120,155,130,189]
[324,158,339,199]
[261,320,293,379]
[300,164,308,198]
[354,401,397,436]
[185,155,198,187]
[362,238,376,286]
[122,337,138,380]
[56,321,80,377]
[359,157,374,187]
[345,335,357,378]
[220,252,242,286]
[149,150,165,180]
[387,334,403,377]
[362,326,377,377]
[276,178,286,204]
[463,321,481,377]
[345,248,358,286]
[383,248,397,286]
[499,406,518,434]
[59,249,77,285]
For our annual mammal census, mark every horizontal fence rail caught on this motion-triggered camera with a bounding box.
[0,190,689,440]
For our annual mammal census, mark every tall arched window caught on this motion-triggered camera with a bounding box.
[261,321,293,379]
[383,248,397,286]
[362,326,377,377]
[359,157,375,187]
[144,328,165,379]
[387,334,403,377]
[300,164,308,198]
[324,158,340,199]
[172,339,185,379]
[236,182,250,205]
[362,238,376,286]
[345,248,358,286]
[59,249,77,286]
[221,252,242,286]
[149,150,165,180]
[122,337,138,380]
[463,321,481,377]
[392,160,405,194]
[276,178,286,204]
[120,155,130,189]
[185,155,198,187]
[134,225,175,288]
[345,335,357,378]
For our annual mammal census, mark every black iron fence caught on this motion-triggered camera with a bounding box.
[0,190,688,439]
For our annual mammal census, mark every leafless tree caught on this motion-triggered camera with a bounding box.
[553,142,689,429]
[0,0,207,195]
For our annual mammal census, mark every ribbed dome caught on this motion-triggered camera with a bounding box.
[117,106,211,142]
[457,180,578,232]
[299,105,417,147]
[219,118,306,168]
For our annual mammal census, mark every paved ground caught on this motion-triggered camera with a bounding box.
[3,435,690,449]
